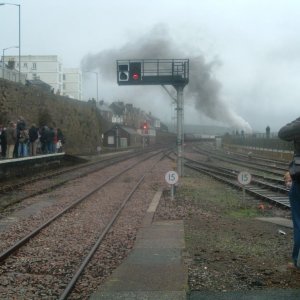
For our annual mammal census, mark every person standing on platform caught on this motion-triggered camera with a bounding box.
[40,126,49,154]
[6,122,17,159]
[29,123,39,156]
[278,117,300,270]
[48,126,56,153]
[0,124,7,158]
[15,117,26,158]
[57,128,65,153]
[18,128,29,157]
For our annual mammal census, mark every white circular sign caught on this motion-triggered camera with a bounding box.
[237,171,252,185]
[165,171,179,185]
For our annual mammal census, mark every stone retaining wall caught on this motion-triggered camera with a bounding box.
[0,79,111,154]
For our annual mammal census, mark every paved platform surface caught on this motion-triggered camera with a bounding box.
[256,217,293,228]
[189,289,300,299]
[90,190,187,300]
[90,190,299,300]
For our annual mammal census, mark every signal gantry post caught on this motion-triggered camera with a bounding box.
[116,59,189,177]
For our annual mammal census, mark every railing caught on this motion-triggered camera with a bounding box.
[223,134,293,152]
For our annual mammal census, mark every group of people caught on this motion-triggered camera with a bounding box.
[0,117,65,159]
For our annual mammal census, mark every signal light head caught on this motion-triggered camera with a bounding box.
[118,64,129,82]
[132,73,139,80]
[119,72,128,80]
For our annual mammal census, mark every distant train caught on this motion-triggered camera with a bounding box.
[184,133,217,142]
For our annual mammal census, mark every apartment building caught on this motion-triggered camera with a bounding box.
[63,68,82,100]
[4,55,63,94]
[3,55,83,100]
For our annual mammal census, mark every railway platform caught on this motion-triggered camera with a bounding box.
[90,188,300,300]
[90,190,187,300]
[0,152,65,166]
[0,153,86,180]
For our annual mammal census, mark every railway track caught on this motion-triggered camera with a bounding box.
[0,148,157,211]
[193,146,289,176]
[0,149,170,299]
[185,158,290,209]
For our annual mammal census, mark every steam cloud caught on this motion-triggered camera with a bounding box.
[81,24,252,132]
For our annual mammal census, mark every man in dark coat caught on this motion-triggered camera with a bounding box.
[0,125,7,158]
[29,124,39,156]
[278,117,300,269]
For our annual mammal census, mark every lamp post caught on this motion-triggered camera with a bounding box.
[84,71,99,101]
[2,46,19,79]
[0,3,21,82]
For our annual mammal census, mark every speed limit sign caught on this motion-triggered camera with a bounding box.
[237,171,252,185]
[165,171,179,185]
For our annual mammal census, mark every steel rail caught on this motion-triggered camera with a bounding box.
[0,150,164,262]
[185,157,286,186]
[0,150,155,211]
[59,151,167,300]
[193,147,287,176]
[0,149,146,194]
[59,176,146,300]
[185,162,290,209]
[217,147,289,167]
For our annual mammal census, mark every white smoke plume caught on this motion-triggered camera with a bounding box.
[81,24,252,132]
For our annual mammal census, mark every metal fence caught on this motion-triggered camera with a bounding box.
[223,134,293,153]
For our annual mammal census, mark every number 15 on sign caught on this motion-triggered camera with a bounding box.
[165,171,179,185]
[165,171,179,200]
[238,171,252,185]
[237,171,252,203]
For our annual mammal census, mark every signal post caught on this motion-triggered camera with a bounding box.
[117,59,189,177]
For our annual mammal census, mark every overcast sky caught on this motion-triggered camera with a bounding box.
[1,0,300,132]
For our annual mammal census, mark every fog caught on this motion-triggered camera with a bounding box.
[1,0,300,132]
[81,24,252,132]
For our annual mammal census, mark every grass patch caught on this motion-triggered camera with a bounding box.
[228,207,260,218]
[180,174,266,220]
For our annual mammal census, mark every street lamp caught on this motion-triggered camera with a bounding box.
[84,71,99,101]
[2,45,19,79]
[0,3,21,82]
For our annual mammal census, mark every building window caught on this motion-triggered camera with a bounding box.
[24,63,27,68]
[32,63,36,70]
[63,74,66,80]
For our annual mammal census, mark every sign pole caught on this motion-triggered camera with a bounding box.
[176,85,184,177]
[171,184,175,200]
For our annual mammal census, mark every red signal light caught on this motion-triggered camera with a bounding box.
[132,73,139,80]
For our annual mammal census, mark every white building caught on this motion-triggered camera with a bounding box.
[0,61,26,83]
[4,55,63,94]
[63,68,82,100]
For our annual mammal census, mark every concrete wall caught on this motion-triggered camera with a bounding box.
[0,79,111,155]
